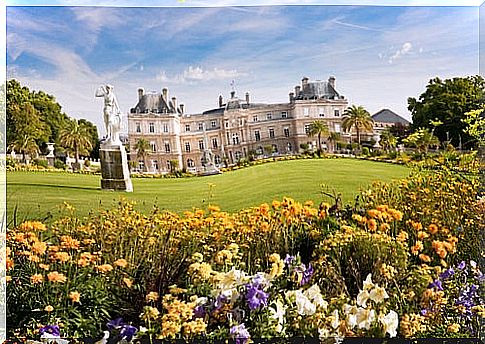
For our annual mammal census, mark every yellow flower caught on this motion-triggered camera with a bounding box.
[113,258,128,268]
[367,219,378,232]
[411,241,423,255]
[44,305,54,312]
[419,254,432,263]
[47,271,67,283]
[30,274,44,284]
[19,221,47,232]
[140,306,160,321]
[447,323,460,333]
[123,278,133,288]
[39,263,50,271]
[60,235,80,250]
[428,224,439,235]
[146,291,159,302]
[31,241,48,255]
[207,205,220,212]
[53,251,70,263]
[69,291,81,303]
[417,231,429,240]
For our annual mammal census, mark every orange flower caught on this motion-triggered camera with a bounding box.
[31,241,47,255]
[53,252,70,263]
[123,278,133,288]
[379,223,390,232]
[411,241,424,255]
[428,224,439,235]
[271,200,281,209]
[207,205,220,212]
[47,271,67,283]
[367,219,378,232]
[146,291,159,302]
[6,257,14,271]
[417,231,429,240]
[44,305,54,312]
[39,264,50,271]
[69,291,81,303]
[19,221,47,232]
[114,259,128,268]
[376,205,389,212]
[388,209,403,221]
[367,209,381,219]
[30,274,44,284]
[6,276,12,283]
[419,254,432,263]
[411,221,423,231]
[96,264,114,274]
[60,236,80,250]
[28,255,41,263]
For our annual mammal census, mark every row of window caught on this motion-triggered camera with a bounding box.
[135,120,220,134]
[252,112,288,122]
[303,108,340,117]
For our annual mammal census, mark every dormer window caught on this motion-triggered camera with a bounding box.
[267,113,272,120]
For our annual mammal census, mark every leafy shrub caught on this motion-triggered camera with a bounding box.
[54,159,66,170]
[33,159,48,168]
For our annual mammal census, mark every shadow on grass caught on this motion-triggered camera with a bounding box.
[8,182,100,191]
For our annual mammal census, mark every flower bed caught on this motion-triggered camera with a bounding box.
[6,154,484,342]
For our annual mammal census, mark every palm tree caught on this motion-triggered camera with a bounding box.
[10,133,39,163]
[328,132,341,153]
[59,120,93,170]
[134,138,150,172]
[307,120,329,157]
[342,105,374,147]
[379,130,397,152]
[403,128,440,154]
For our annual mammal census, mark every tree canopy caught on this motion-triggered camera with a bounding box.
[342,105,374,146]
[408,75,485,149]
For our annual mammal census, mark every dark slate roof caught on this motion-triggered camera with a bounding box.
[131,92,179,114]
[372,109,410,125]
[295,81,341,100]
[202,101,271,115]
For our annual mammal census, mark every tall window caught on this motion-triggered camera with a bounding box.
[304,124,311,134]
[269,128,275,139]
[136,122,141,133]
[187,159,195,168]
[281,111,288,118]
[319,107,325,117]
[253,116,258,122]
[163,123,169,133]
[235,151,242,161]
[214,155,221,164]
[272,144,278,153]
[254,130,261,141]
[267,113,272,120]
[232,133,239,145]
[150,142,156,152]
[152,160,159,171]
[185,124,191,132]
[334,123,341,133]
[199,140,204,150]
[198,123,204,131]
[334,109,340,117]
[185,142,191,152]
[149,122,155,133]
[212,138,218,149]
[287,142,292,152]
[304,108,310,117]
[164,142,171,152]
[211,120,217,128]
[284,127,290,137]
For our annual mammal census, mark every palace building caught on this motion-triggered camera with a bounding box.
[127,76,350,173]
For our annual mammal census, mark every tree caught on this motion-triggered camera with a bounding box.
[78,119,100,159]
[403,128,440,154]
[59,120,93,170]
[307,120,329,157]
[328,132,341,153]
[135,138,150,172]
[342,105,374,147]
[408,75,485,148]
[389,123,411,144]
[379,130,397,152]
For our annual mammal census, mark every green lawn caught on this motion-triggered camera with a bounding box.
[7,158,409,223]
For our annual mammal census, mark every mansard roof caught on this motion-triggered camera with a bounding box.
[372,109,410,125]
[294,80,342,100]
[131,91,181,114]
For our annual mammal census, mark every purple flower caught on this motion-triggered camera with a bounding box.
[428,279,443,291]
[39,325,60,337]
[107,317,126,330]
[194,305,206,318]
[230,323,250,344]
[301,263,314,286]
[439,267,455,280]
[120,325,137,341]
[214,294,227,310]
[457,261,466,270]
[246,283,269,311]
[420,309,428,316]
[284,254,295,266]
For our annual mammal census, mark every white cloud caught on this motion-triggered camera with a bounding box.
[156,66,246,83]
[388,42,413,64]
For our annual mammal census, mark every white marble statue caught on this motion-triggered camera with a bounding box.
[95,84,122,145]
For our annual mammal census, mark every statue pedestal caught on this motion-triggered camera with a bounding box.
[100,142,133,192]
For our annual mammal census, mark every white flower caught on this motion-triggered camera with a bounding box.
[356,308,376,330]
[369,286,389,304]
[270,299,287,332]
[331,309,340,329]
[363,273,374,291]
[470,260,477,269]
[380,310,399,337]
[304,284,328,310]
[318,327,330,339]
[295,290,316,315]
[357,289,370,308]
[343,304,359,329]
[219,268,247,291]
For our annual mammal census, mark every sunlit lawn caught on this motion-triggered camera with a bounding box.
[7,158,409,224]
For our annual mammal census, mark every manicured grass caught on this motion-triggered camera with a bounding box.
[7,158,409,223]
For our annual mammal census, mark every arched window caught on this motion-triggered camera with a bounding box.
[187,159,195,168]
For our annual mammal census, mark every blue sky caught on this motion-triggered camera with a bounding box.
[6,3,480,134]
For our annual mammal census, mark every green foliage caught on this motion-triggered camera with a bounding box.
[361,147,370,156]
[59,120,94,170]
[403,128,440,154]
[462,108,485,146]
[33,159,48,169]
[307,120,329,156]
[408,75,485,148]
[379,130,397,151]
[134,138,151,172]
[54,159,66,170]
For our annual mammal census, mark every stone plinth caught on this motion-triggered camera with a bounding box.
[100,142,133,192]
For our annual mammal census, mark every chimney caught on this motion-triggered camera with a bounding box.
[230,91,236,99]
[295,85,301,96]
[328,76,336,89]
[138,88,144,100]
[162,88,168,100]
[180,103,185,114]
[219,95,223,107]
[171,97,177,110]
[302,77,309,87]
[289,92,294,103]
[245,92,250,105]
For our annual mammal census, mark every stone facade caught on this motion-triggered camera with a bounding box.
[128,76,349,173]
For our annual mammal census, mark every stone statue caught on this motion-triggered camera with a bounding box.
[95,84,122,145]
